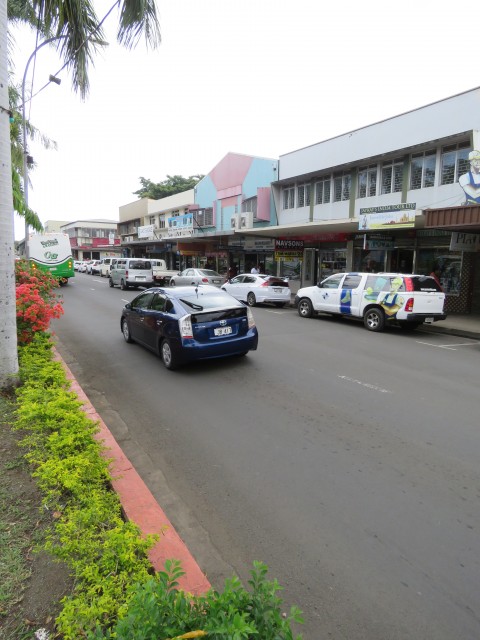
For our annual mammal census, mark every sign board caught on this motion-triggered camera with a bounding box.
[359,204,416,230]
[449,231,480,252]
[275,239,304,251]
[138,224,155,239]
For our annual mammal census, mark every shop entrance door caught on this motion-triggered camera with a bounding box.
[389,249,414,273]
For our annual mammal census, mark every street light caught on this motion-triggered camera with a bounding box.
[22,37,63,258]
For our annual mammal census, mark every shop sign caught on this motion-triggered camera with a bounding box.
[275,251,303,259]
[228,237,275,251]
[138,224,155,239]
[359,203,416,230]
[449,231,480,252]
[365,238,394,249]
[168,228,195,237]
[275,239,304,250]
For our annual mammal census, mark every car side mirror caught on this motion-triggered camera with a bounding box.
[125,303,131,310]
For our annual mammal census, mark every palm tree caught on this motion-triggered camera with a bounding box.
[0,0,161,388]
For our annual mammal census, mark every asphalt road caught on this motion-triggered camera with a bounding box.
[52,273,480,640]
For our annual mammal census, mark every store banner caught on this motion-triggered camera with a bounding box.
[449,231,480,252]
[138,224,155,238]
[359,204,416,230]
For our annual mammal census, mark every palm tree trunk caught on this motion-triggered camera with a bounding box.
[0,0,19,388]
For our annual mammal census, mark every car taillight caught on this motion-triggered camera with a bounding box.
[179,314,193,338]
[247,307,256,328]
[261,281,270,287]
[125,270,129,278]
[405,297,414,312]
[404,277,414,292]
[201,277,209,283]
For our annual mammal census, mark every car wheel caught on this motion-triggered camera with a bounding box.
[247,292,256,307]
[363,307,385,332]
[274,302,287,308]
[122,318,133,343]
[160,339,178,370]
[297,298,313,318]
[121,279,128,290]
[170,279,176,286]
[109,277,114,288]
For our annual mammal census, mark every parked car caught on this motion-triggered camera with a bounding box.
[77,261,88,273]
[170,268,224,287]
[295,272,447,331]
[120,285,259,369]
[109,258,154,290]
[73,260,81,271]
[222,274,291,307]
[87,260,102,275]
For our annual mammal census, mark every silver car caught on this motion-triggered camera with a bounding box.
[170,268,224,287]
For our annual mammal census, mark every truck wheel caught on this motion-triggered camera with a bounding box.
[363,307,385,332]
[121,279,128,290]
[297,298,313,318]
[160,339,178,370]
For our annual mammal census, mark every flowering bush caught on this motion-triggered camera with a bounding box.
[15,260,64,345]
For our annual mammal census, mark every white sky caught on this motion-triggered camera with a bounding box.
[11,0,478,240]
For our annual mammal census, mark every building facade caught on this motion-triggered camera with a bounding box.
[242,87,480,314]
[61,219,121,261]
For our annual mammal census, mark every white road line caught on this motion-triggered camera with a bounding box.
[338,375,391,393]
[416,340,476,350]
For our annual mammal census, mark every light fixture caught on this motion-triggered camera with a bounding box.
[49,74,62,85]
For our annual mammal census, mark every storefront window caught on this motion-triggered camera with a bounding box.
[353,249,386,273]
[319,250,347,280]
[416,249,462,295]
[279,258,301,281]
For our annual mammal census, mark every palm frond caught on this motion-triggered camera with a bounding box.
[117,0,161,50]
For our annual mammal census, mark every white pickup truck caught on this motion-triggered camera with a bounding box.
[151,259,179,286]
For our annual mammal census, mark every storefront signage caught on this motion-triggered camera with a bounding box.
[275,239,304,250]
[168,228,195,238]
[449,231,480,252]
[366,238,394,249]
[275,251,304,259]
[359,204,416,230]
[138,224,155,238]
[228,237,275,251]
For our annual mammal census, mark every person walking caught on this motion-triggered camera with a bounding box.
[251,265,259,274]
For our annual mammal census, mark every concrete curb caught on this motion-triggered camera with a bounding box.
[53,347,211,596]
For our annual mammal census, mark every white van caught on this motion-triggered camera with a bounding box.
[109,258,154,290]
[295,272,447,331]
[100,257,118,277]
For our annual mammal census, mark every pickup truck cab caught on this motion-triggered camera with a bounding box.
[295,272,447,332]
[150,259,178,286]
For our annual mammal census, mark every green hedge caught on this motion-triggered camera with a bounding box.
[16,334,303,639]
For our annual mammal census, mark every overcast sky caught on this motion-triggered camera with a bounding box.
[11,0,478,240]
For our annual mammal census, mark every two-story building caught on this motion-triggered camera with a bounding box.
[61,219,121,261]
[241,87,480,314]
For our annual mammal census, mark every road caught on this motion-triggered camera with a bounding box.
[52,273,480,640]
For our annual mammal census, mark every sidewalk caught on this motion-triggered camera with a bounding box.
[287,279,480,341]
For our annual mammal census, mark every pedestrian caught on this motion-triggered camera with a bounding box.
[251,265,259,274]
[227,265,237,280]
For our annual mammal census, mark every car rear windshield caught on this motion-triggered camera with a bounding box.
[410,276,443,292]
[130,261,151,270]
[262,276,289,286]
[179,291,241,311]
[200,270,221,276]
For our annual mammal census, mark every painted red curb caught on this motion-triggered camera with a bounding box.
[53,348,211,595]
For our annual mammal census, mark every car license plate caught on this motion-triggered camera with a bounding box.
[213,280,221,284]
[274,288,283,293]
[136,276,146,281]
[214,326,232,336]
[425,317,434,323]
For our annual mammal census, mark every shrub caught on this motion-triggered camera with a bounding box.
[15,260,63,345]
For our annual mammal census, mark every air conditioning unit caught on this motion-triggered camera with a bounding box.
[240,211,254,228]
[231,214,241,229]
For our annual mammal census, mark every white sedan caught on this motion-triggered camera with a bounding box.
[222,274,291,307]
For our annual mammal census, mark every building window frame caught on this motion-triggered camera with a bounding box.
[297,183,311,208]
[381,157,404,194]
[410,150,437,190]
[357,164,378,198]
[440,141,471,185]
[315,176,331,204]
[333,172,351,202]
[283,185,295,209]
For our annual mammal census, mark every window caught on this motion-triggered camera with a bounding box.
[194,208,214,226]
[321,274,344,289]
[151,294,166,311]
[242,196,257,216]
[149,216,155,225]
[440,142,471,185]
[357,165,377,198]
[333,172,351,202]
[297,183,311,208]
[132,292,154,310]
[315,177,331,204]
[381,158,404,194]
[342,274,362,289]
[283,185,295,209]
[410,150,436,189]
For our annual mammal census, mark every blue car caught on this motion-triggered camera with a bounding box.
[120,285,259,370]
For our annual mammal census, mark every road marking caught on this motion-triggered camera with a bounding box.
[416,340,477,351]
[338,375,391,393]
